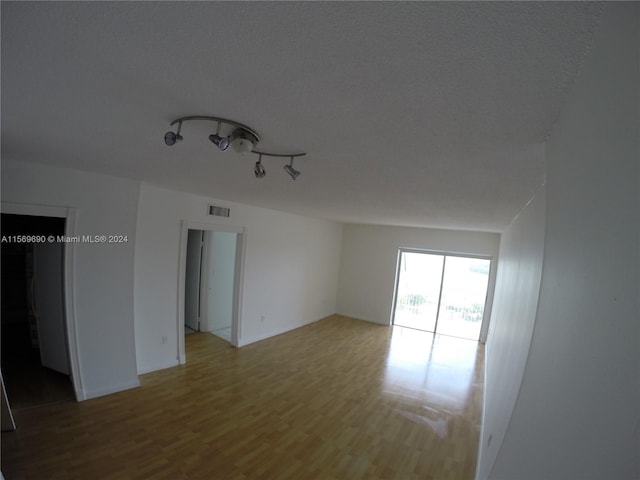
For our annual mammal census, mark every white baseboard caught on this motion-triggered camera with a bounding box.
[137,359,180,375]
[335,311,389,325]
[238,318,321,347]
[238,326,297,347]
[81,379,141,400]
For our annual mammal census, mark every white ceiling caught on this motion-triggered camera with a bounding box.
[1,2,602,232]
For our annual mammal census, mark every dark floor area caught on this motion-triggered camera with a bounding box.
[1,322,75,412]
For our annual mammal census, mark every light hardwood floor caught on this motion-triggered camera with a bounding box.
[1,315,484,479]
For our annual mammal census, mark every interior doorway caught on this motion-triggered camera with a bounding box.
[179,223,245,363]
[1,214,75,412]
[392,250,491,341]
[184,230,205,335]
[184,229,238,342]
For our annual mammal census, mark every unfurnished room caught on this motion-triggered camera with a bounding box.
[1,2,638,479]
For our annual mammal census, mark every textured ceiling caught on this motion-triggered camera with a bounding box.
[1,2,602,232]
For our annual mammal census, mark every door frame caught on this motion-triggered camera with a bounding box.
[177,221,246,363]
[390,248,494,342]
[1,202,84,400]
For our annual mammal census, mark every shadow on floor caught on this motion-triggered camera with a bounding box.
[1,322,75,412]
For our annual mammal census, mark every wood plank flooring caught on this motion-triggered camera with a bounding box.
[1,315,484,479]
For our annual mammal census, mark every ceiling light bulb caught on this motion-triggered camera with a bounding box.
[230,129,256,155]
[164,131,183,146]
[209,134,230,151]
[254,156,266,178]
[164,121,183,146]
[231,136,255,154]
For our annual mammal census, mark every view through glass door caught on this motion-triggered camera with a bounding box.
[392,251,491,340]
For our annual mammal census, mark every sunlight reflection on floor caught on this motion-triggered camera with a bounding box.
[383,326,480,414]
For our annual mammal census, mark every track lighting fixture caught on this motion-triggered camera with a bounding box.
[254,154,266,178]
[284,156,301,180]
[164,115,306,179]
[208,121,230,151]
[164,121,183,146]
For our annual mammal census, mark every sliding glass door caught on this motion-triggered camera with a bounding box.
[393,252,443,332]
[435,255,491,339]
[392,250,491,341]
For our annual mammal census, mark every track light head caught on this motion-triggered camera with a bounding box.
[208,134,230,151]
[208,121,230,151]
[254,155,266,178]
[164,131,183,146]
[284,157,301,180]
[164,121,183,146]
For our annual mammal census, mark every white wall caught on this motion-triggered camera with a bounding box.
[134,183,343,373]
[336,223,500,332]
[476,187,546,480]
[489,5,640,478]
[1,160,141,400]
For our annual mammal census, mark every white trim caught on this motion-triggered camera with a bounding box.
[237,316,322,348]
[82,379,140,400]
[232,232,246,346]
[136,359,180,375]
[177,220,247,364]
[182,221,245,235]
[1,202,68,218]
[63,208,86,399]
[238,329,290,348]
[1,202,85,401]
[177,222,188,364]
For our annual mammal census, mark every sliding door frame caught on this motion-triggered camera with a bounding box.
[391,248,494,342]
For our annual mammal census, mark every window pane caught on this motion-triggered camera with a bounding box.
[393,252,443,332]
[436,257,490,340]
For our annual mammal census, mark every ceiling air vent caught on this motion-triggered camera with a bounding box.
[208,205,230,218]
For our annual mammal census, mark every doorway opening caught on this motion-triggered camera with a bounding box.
[1,213,75,412]
[392,250,491,341]
[185,229,238,342]
[178,223,245,363]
